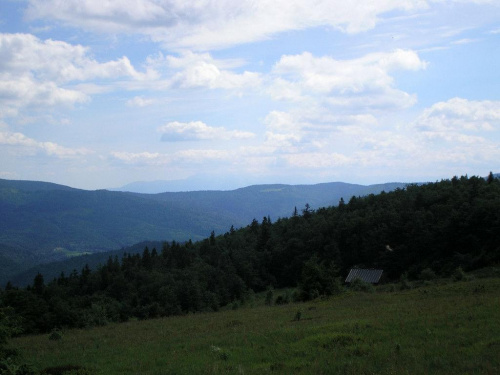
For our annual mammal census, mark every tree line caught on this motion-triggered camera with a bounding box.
[1,174,499,336]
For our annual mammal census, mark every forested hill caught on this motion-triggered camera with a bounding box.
[1,175,499,335]
[0,178,405,283]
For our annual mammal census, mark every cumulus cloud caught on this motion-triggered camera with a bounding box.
[126,96,156,107]
[26,0,429,50]
[171,62,260,89]
[414,98,500,135]
[0,77,89,118]
[158,121,255,141]
[0,33,147,82]
[0,131,92,158]
[0,33,149,117]
[271,49,426,110]
[262,108,383,155]
[145,51,261,90]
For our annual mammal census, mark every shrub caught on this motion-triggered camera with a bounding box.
[275,290,291,305]
[0,358,37,375]
[297,255,342,301]
[265,289,274,306]
[241,289,255,307]
[293,310,302,321]
[400,272,413,290]
[419,268,436,281]
[349,278,374,293]
[48,330,63,341]
[452,267,469,282]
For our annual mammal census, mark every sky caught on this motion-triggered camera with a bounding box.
[0,0,499,191]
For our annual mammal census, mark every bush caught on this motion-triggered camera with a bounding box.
[294,310,302,321]
[452,267,470,282]
[1,358,37,375]
[297,256,342,301]
[265,289,274,306]
[399,272,413,290]
[275,290,292,305]
[48,330,63,341]
[419,268,436,281]
[349,278,374,293]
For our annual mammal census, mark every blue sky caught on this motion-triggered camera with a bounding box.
[1,0,499,190]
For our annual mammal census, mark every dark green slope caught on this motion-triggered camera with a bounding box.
[3,175,499,335]
[0,181,230,282]
[0,178,407,284]
[146,182,406,221]
[8,240,165,287]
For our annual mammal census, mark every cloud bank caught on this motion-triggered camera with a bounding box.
[158,121,255,141]
[0,33,149,118]
[26,0,429,50]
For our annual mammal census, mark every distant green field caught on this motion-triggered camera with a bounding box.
[13,278,500,374]
[52,247,92,258]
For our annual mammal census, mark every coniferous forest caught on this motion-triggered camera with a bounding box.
[1,174,499,336]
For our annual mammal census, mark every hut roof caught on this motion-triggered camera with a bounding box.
[345,268,383,284]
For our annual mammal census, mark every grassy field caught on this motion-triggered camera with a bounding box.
[13,278,500,374]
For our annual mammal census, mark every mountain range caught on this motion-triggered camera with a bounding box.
[1,178,409,284]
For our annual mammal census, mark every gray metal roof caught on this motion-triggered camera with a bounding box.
[345,268,383,284]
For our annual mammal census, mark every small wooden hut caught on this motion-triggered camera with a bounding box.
[345,268,383,284]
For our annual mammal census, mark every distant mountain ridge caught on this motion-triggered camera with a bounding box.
[110,174,261,193]
[0,178,409,284]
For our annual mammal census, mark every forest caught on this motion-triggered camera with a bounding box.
[1,174,499,337]
[0,178,404,284]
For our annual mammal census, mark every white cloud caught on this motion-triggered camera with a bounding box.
[171,63,261,90]
[158,121,255,141]
[0,131,92,158]
[110,151,165,165]
[0,77,89,117]
[146,51,261,90]
[175,149,231,162]
[270,49,426,110]
[414,97,500,134]
[264,132,304,153]
[110,148,231,165]
[283,152,351,168]
[258,96,499,174]
[264,111,303,133]
[0,33,149,117]
[262,108,385,155]
[0,33,147,83]
[26,0,430,50]
[451,38,477,45]
[126,96,156,107]
[161,52,246,70]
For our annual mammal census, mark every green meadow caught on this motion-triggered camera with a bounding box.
[12,277,500,374]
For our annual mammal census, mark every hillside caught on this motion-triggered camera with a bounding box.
[1,174,499,337]
[11,277,500,374]
[0,178,406,283]
[6,241,165,287]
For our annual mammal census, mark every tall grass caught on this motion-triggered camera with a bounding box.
[13,278,500,374]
